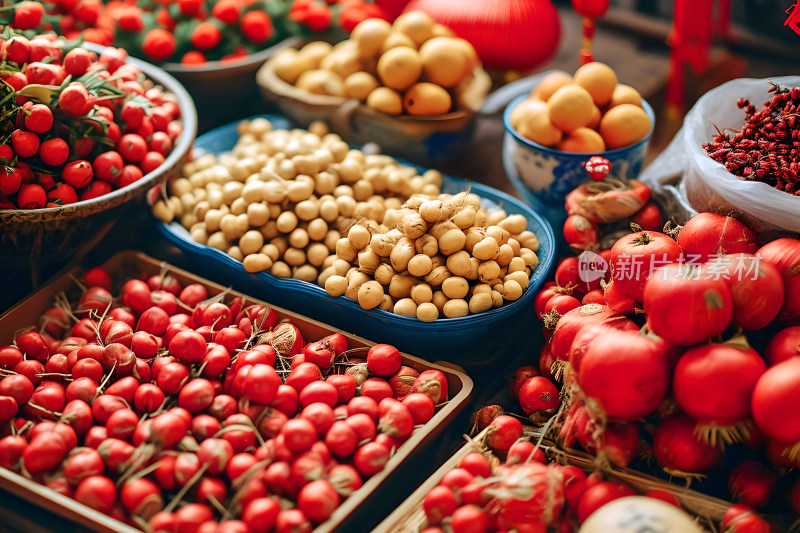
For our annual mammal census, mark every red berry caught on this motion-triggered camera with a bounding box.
[93,151,125,184]
[11,130,39,158]
[63,48,95,77]
[74,0,101,26]
[73,137,94,159]
[181,51,206,65]
[39,138,70,167]
[0,168,22,196]
[59,84,93,117]
[0,145,13,160]
[120,102,145,129]
[13,1,44,30]
[25,62,66,86]
[241,11,273,43]
[117,134,148,163]
[134,117,155,140]
[38,174,56,191]
[151,107,171,131]
[178,0,202,16]
[142,29,176,62]
[141,151,165,174]
[17,183,46,209]
[118,6,144,32]
[99,48,128,74]
[155,8,177,32]
[3,36,31,64]
[62,160,93,189]
[212,0,241,25]
[80,180,112,201]
[149,131,173,156]
[118,165,143,188]
[47,183,78,205]
[191,23,223,50]
[24,104,54,133]
[108,122,122,144]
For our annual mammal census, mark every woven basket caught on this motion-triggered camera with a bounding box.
[256,53,491,165]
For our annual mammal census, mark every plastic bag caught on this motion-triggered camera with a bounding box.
[639,76,800,241]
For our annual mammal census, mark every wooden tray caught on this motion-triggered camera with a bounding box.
[0,251,474,533]
[375,424,732,533]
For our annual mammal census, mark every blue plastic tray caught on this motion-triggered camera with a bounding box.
[156,115,556,367]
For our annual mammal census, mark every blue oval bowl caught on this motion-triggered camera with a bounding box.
[502,94,655,208]
[156,115,556,366]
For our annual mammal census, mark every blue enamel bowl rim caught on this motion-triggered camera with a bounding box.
[159,114,557,329]
[503,93,655,157]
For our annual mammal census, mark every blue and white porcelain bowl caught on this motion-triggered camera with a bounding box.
[502,93,655,208]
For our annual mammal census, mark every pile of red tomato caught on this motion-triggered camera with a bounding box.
[0,265,450,532]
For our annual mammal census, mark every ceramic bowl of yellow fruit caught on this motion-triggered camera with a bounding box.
[502,65,655,207]
[256,11,491,165]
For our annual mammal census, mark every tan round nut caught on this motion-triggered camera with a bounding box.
[464,227,486,252]
[443,299,469,318]
[410,283,433,304]
[441,276,469,299]
[227,246,244,262]
[295,199,320,221]
[389,274,417,299]
[485,225,511,246]
[429,221,458,241]
[287,227,309,249]
[347,225,371,250]
[259,220,279,240]
[271,261,292,278]
[336,238,359,262]
[466,257,480,280]
[293,264,318,283]
[507,256,527,274]
[452,205,477,229]
[307,242,330,267]
[478,260,501,282]
[502,280,523,301]
[243,253,273,273]
[517,230,540,252]
[415,234,438,257]
[446,251,471,278]
[374,263,395,285]
[468,292,493,314]
[494,243,514,267]
[325,230,341,252]
[390,238,416,272]
[357,248,381,274]
[319,199,339,222]
[331,258,351,276]
[325,275,347,296]
[520,249,539,268]
[505,270,530,290]
[472,237,500,261]
[425,265,451,287]
[317,266,335,287]
[407,254,433,277]
[307,218,328,241]
[398,213,428,239]
[393,298,418,317]
[358,280,385,310]
[345,272,370,300]
[207,231,229,251]
[276,211,299,233]
[418,199,449,223]
[430,254,446,269]
[190,225,208,244]
[283,247,307,267]
[438,228,466,256]
[498,214,528,235]
[247,202,270,227]
[507,237,522,256]
[416,302,439,322]
[239,230,265,256]
[491,290,504,308]
[472,283,492,295]
[431,291,448,312]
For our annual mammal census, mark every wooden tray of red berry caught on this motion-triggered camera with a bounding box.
[0,251,473,533]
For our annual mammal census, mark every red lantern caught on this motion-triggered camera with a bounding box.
[572,0,609,19]
[401,0,561,71]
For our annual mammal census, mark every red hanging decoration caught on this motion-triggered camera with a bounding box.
[401,0,561,71]
[666,0,717,116]
[571,0,609,65]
